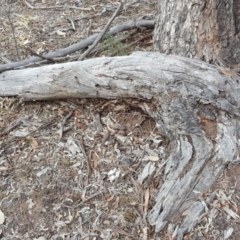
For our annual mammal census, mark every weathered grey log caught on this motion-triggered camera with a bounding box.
[0,51,239,239]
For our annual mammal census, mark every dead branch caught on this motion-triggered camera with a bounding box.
[79,1,125,60]
[0,20,154,73]
[1,51,238,238]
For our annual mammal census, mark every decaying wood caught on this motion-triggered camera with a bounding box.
[1,51,240,239]
[154,0,240,66]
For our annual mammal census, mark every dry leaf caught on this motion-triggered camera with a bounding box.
[144,188,150,213]
[106,195,115,202]
[56,30,66,36]
[113,105,126,112]
[218,67,235,77]
[0,167,9,171]
[92,152,99,169]
[223,207,240,219]
[27,136,38,149]
[143,155,159,161]
[224,227,233,239]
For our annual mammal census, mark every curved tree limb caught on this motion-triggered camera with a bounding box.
[1,52,239,239]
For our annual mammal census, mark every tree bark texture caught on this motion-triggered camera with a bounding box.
[154,0,240,66]
[1,52,240,239]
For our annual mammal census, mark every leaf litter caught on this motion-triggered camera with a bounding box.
[0,97,164,239]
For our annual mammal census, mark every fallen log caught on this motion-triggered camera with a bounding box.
[0,51,239,239]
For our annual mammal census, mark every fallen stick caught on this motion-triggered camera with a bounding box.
[79,1,125,60]
[0,20,155,73]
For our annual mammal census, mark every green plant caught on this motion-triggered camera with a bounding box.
[102,34,128,56]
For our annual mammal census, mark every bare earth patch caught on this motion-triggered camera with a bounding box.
[1,1,240,240]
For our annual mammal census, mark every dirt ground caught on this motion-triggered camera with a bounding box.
[1,1,240,239]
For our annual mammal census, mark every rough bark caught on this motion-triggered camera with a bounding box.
[154,0,240,66]
[0,51,240,238]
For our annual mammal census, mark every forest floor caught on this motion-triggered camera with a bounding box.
[1,0,240,239]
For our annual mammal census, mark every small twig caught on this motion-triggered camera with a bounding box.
[74,190,105,208]
[1,117,57,153]
[79,1,125,60]
[126,32,153,48]
[108,32,153,56]
[0,55,12,64]
[58,110,74,139]
[25,47,55,62]
[78,136,92,184]
[17,56,72,69]
[108,225,136,238]
[93,112,103,133]
[24,0,91,11]
[124,0,140,10]
[26,118,57,137]
[7,9,20,60]
[67,18,76,31]
[90,31,136,56]
[74,13,102,21]
[0,119,23,137]
[145,168,156,188]
[86,19,93,37]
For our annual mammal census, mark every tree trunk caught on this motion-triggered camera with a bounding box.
[151,0,240,237]
[154,0,240,66]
